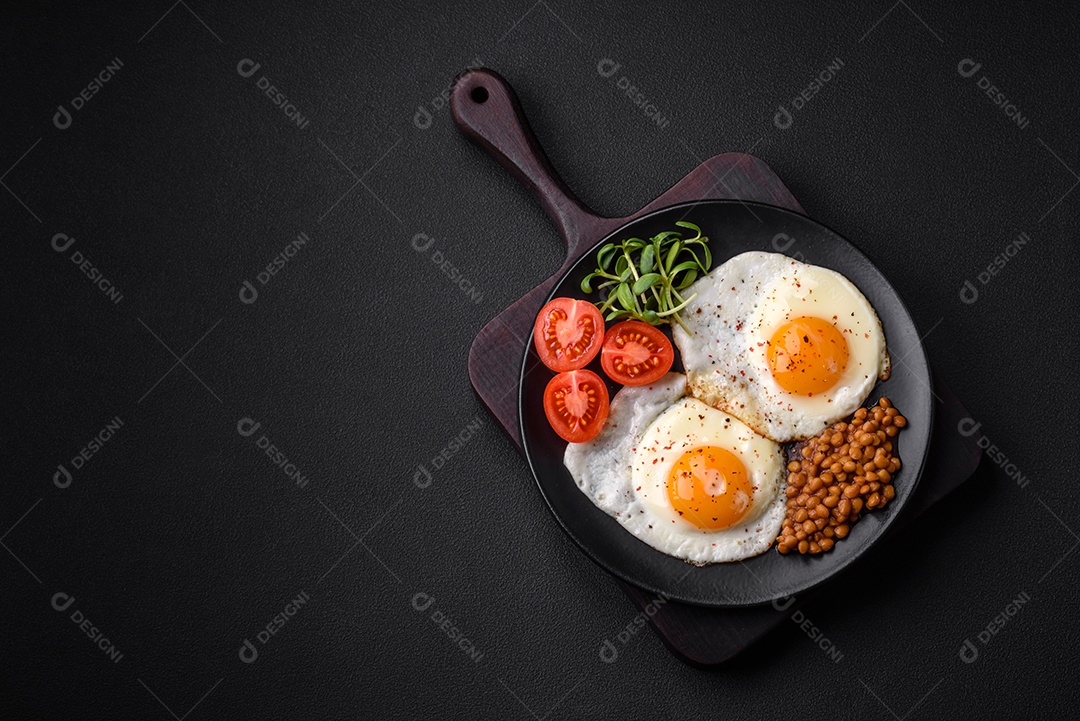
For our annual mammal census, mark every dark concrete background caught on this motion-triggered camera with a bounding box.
[3,1,1077,718]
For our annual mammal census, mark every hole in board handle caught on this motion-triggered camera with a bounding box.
[470,86,489,104]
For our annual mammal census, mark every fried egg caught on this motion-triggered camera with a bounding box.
[563,372,785,563]
[674,251,889,442]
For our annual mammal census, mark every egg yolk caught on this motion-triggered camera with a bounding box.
[667,446,752,530]
[767,316,849,396]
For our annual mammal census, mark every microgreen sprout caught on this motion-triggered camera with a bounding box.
[580,221,711,332]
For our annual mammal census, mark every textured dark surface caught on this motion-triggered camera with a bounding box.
[3,1,1078,719]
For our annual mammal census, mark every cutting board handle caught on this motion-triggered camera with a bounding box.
[451,69,613,251]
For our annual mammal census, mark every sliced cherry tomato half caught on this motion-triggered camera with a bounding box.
[543,370,610,443]
[533,298,604,372]
[601,320,675,386]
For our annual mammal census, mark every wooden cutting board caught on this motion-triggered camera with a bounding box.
[452,68,982,665]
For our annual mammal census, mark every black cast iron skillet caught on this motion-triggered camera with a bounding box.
[520,202,933,608]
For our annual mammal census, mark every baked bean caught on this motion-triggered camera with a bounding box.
[776,398,906,555]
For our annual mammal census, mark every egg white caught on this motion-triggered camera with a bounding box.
[673,251,889,442]
[563,373,786,564]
